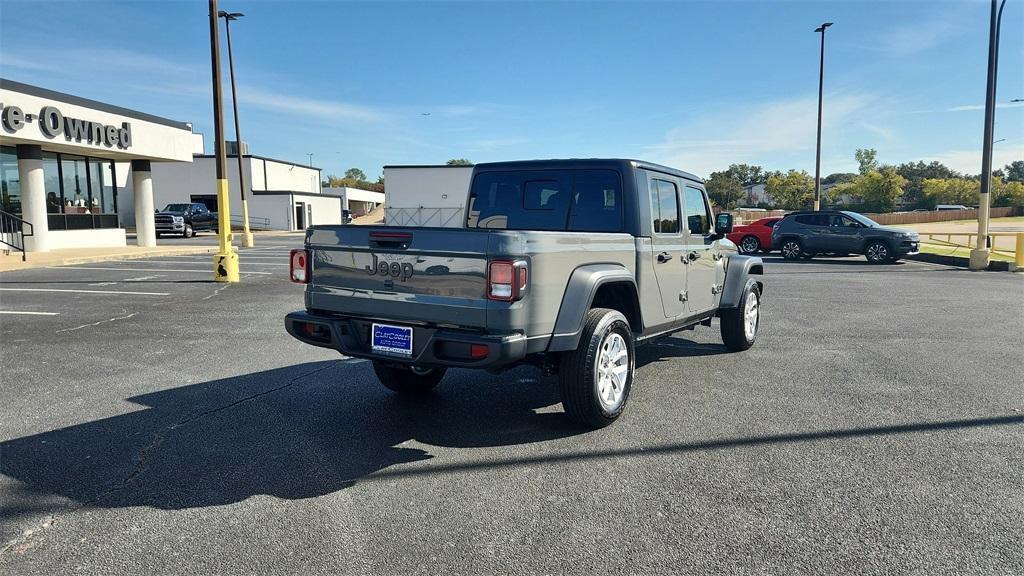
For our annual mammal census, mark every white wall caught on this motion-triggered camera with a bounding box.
[297,194,343,228]
[382,166,472,227]
[260,159,320,193]
[247,194,294,231]
[47,228,126,249]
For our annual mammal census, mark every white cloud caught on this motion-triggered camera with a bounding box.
[927,147,1024,174]
[237,86,389,124]
[872,11,966,56]
[644,93,876,177]
[947,102,1024,112]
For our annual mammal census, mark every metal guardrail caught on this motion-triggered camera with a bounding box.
[230,215,271,230]
[918,231,1024,267]
[0,210,34,262]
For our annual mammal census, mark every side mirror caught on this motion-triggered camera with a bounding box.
[715,213,733,234]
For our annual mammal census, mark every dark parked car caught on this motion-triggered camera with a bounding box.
[771,210,919,263]
[155,203,218,238]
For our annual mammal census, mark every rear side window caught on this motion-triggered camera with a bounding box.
[795,214,829,226]
[467,170,622,232]
[650,179,680,234]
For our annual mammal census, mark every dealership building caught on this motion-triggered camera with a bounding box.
[1,78,201,251]
[1,78,376,253]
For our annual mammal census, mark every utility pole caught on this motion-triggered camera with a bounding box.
[970,0,1007,271]
[220,9,255,248]
[813,22,833,211]
[209,0,239,282]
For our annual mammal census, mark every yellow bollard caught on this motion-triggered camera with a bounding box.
[1015,233,1024,269]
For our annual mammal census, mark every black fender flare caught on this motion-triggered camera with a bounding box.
[547,264,638,352]
[719,254,764,309]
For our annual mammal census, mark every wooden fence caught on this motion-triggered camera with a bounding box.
[862,206,1022,225]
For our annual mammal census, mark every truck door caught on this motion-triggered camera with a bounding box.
[647,176,687,320]
[681,185,717,315]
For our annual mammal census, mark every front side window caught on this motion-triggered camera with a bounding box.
[683,186,711,235]
[650,178,680,234]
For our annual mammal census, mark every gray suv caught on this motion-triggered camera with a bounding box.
[771,210,919,263]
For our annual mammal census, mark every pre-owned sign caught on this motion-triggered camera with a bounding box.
[1,103,132,150]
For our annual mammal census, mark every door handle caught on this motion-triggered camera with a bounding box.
[657,251,672,263]
[687,251,700,261]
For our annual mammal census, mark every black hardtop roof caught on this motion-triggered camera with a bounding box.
[472,158,704,183]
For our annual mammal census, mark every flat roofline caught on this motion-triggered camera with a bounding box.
[383,164,473,169]
[470,158,704,183]
[193,154,321,172]
[0,78,193,131]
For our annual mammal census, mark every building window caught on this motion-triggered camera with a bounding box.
[43,152,61,214]
[0,146,19,214]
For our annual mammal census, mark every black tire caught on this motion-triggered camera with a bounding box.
[739,235,761,254]
[559,308,634,428]
[371,361,446,395]
[864,240,891,264]
[183,224,194,238]
[780,238,803,260]
[720,281,761,351]
[155,233,162,238]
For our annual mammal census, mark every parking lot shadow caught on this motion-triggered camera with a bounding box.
[0,361,584,515]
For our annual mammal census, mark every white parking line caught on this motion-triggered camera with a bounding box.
[122,260,288,266]
[0,310,60,316]
[46,266,273,275]
[0,288,171,296]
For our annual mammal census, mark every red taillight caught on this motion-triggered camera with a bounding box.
[470,344,489,359]
[487,260,527,301]
[290,249,309,284]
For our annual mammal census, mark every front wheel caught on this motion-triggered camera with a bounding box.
[865,241,891,264]
[183,224,194,238]
[739,236,761,254]
[559,308,634,428]
[371,362,446,395]
[781,238,803,260]
[720,281,760,351]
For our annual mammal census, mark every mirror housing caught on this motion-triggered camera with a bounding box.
[715,212,734,235]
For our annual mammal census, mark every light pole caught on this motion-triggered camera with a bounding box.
[307,153,314,167]
[219,9,254,248]
[209,0,239,282]
[813,22,833,211]
[970,0,1008,270]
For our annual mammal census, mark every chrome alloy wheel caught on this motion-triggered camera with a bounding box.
[741,236,760,254]
[782,240,801,259]
[867,242,889,262]
[596,332,630,410]
[743,289,760,341]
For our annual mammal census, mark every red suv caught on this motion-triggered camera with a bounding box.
[726,217,780,254]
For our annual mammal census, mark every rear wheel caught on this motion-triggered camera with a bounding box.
[865,241,890,264]
[781,238,803,260]
[371,362,446,395]
[559,308,634,428]
[739,235,761,254]
[720,281,760,351]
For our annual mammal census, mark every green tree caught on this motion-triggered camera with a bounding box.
[823,172,857,185]
[896,161,959,209]
[705,171,745,209]
[992,177,1024,207]
[844,168,907,212]
[721,164,765,187]
[921,178,978,207]
[1005,160,1024,183]
[344,167,367,181]
[766,170,815,210]
[446,158,473,166]
[855,148,878,175]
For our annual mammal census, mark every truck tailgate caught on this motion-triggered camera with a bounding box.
[305,226,491,328]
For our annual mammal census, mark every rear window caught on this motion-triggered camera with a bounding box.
[467,170,623,232]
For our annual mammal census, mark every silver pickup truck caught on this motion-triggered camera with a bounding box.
[286,159,763,427]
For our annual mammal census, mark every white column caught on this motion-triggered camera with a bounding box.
[17,145,48,253]
[131,160,156,247]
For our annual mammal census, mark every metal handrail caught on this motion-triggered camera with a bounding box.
[230,214,271,230]
[0,210,34,262]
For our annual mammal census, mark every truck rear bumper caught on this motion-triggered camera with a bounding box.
[285,310,528,369]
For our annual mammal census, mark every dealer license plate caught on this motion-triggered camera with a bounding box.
[371,323,413,356]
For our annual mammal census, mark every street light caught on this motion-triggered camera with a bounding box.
[307,153,314,167]
[970,0,1008,271]
[208,0,239,282]
[218,9,254,248]
[813,21,833,211]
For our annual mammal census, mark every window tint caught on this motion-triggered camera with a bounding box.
[468,170,622,232]
[683,186,711,235]
[650,179,680,234]
[568,170,621,232]
[795,214,828,226]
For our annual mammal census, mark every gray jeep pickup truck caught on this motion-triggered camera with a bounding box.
[286,159,763,427]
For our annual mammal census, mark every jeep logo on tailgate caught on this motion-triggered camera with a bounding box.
[366,254,414,281]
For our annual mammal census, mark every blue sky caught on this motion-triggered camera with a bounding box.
[2,0,1022,180]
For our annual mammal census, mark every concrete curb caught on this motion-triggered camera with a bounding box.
[907,252,1011,271]
[1,246,221,273]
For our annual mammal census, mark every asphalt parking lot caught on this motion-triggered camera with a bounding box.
[1,246,1022,575]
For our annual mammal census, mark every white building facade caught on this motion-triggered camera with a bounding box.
[321,186,384,218]
[0,79,199,251]
[382,165,472,227]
